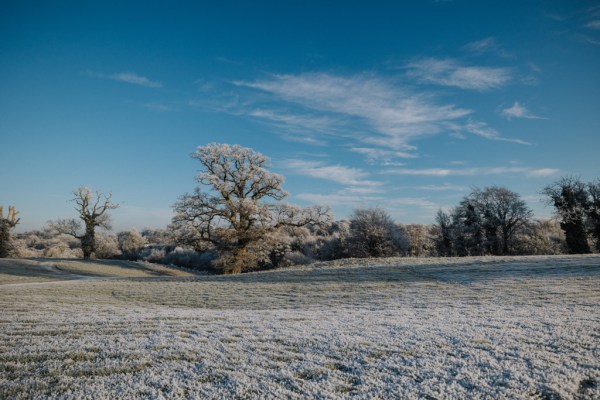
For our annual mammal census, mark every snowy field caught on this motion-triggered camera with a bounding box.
[1,255,599,399]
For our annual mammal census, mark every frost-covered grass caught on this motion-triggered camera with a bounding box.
[0,258,194,285]
[1,255,599,399]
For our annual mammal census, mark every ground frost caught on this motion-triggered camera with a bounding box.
[0,255,599,399]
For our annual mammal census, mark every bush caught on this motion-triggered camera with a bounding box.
[138,245,216,271]
[94,232,121,259]
[118,229,148,260]
[348,208,409,258]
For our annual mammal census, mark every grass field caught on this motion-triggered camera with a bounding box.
[1,255,599,399]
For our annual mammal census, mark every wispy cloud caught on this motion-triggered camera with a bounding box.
[350,147,417,164]
[85,70,162,88]
[526,168,561,177]
[543,12,567,22]
[416,183,467,192]
[586,20,600,29]
[405,58,512,91]
[296,191,437,211]
[142,103,173,112]
[385,166,559,177]
[245,108,342,137]
[463,120,532,145]
[234,72,472,151]
[285,159,383,187]
[501,102,546,120]
[296,192,382,207]
[462,37,512,57]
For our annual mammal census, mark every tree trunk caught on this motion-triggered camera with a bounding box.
[81,223,96,260]
[502,230,510,255]
[0,221,11,258]
[561,220,590,254]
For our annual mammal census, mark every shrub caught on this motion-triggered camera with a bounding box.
[348,208,409,258]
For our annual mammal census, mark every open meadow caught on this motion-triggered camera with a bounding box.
[1,255,599,399]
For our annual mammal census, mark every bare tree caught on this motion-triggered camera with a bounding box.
[49,187,119,259]
[448,187,532,256]
[172,144,331,273]
[472,186,533,255]
[0,205,20,258]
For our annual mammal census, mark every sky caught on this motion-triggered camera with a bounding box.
[1,1,599,233]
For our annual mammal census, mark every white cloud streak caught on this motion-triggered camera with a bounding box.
[385,166,559,177]
[501,102,546,120]
[296,191,437,211]
[462,37,512,57]
[286,159,383,187]
[234,72,472,151]
[585,20,600,30]
[296,192,381,207]
[350,147,417,164]
[416,183,467,192]
[85,70,162,88]
[463,120,532,145]
[405,58,512,91]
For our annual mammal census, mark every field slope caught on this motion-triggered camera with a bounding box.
[1,255,599,399]
[0,258,194,285]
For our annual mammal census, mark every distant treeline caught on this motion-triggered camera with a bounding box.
[2,144,599,274]
[6,176,600,273]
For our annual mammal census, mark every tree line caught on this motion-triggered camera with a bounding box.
[2,144,599,273]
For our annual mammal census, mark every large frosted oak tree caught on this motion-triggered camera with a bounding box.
[172,143,331,274]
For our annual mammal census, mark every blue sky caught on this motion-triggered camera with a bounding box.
[1,1,599,232]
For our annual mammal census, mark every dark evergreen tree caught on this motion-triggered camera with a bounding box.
[0,205,20,258]
[587,180,600,252]
[542,177,590,254]
[434,209,453,257]
[0,220,11,258]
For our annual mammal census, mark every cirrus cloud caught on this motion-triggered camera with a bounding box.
[385,166,559,177]
[85,70,162,88]
[501,102,546,120]
[285,159,383,187]
[405,58,512,91]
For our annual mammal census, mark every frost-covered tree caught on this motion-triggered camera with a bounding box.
[347,207,409,258]
[172,144,331,274]
[542,177,590,254]
[118,228,148,260]
[404,224,435,257]
[94,232,121,259]
[318,220,351,260]
[49,187,119,260]
[518,219,566,255]
[140,228,173,247]
[0,205,20,258]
